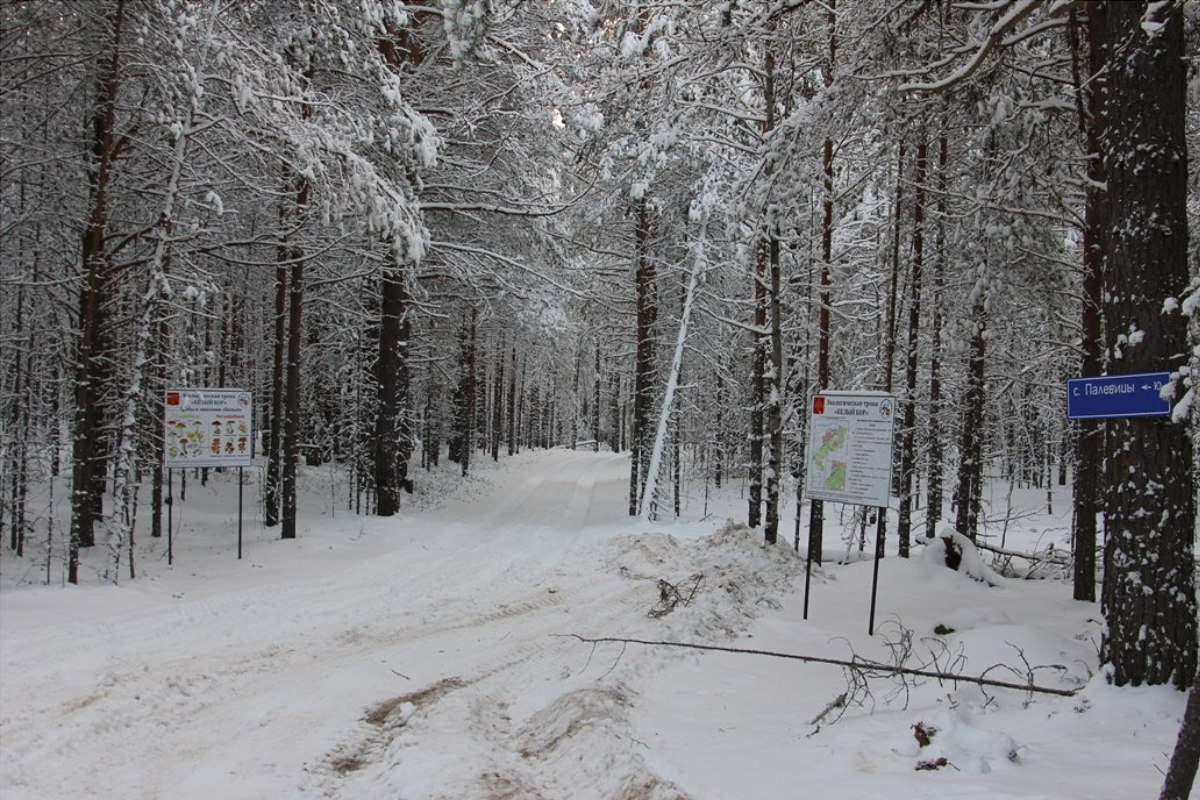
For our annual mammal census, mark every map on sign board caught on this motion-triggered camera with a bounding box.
[804,392,896,508]
[163,388,253,469]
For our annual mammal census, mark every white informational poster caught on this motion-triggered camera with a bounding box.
[163,388,253,469]
[804,391,896,508]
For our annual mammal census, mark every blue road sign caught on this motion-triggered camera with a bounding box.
[1066,372,1172,420]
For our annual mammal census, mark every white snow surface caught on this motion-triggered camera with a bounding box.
[0,450,1189,800]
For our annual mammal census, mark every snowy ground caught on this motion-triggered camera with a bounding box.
[0,450,1190,799]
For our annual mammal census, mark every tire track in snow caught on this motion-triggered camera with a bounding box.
[1,452,651,800]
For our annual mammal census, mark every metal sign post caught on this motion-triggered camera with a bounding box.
[238,467,244,560]
[867,511,886,636]
[167,468,174,566]
[801,391,897,634]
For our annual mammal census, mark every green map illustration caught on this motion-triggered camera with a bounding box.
[812,423,848,491]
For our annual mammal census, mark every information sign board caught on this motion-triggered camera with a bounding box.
[1066,372,1171,420]
[804,391,896,508]
[164,388,253,468]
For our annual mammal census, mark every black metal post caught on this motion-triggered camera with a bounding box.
[803,527,814,620]
[868,505,885,635]
[237,466,244,560]
[167,468,174,566]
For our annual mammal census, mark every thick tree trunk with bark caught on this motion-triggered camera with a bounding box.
[1160,669,1200,800]
[280,251,304,540]
[749,240,767,529]
[630,197,654,515]
[924,129,947,539]
[765,236,783,545]
[69,0,126,583]
[1069,1,1107,603]
[593,341,601,452]
[897,127,926,558]
[461,310,477,478]
[808,131,834,566]
[492,337,504,461]
[264,258,287,528]
[807,1,836,565]
[884,141,905,393]
[507,344,517,456]
[375,260,411,516]
[954,270,988,543]
[610,372,621,453]
[1099,0,1195,690]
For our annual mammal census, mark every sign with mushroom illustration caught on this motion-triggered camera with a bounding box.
[163,389,254,468]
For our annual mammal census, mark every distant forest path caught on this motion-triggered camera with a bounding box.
[0,451,669,800]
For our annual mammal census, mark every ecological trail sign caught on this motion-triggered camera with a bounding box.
[802,390,897,637]
[162,388,254,564]
[1066,372,1171,420]
[804,391,897,509]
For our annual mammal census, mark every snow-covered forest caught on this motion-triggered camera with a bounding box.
[1,2,1198,799]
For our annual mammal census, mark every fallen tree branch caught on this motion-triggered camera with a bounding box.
[564,635,1078,698]
[974,540,1066,562]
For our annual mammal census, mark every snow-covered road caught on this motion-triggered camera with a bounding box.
[0,452,713,799]
[1,451,1188,800]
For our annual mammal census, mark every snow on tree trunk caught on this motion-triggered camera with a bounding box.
[70,0,126,584]
[106,2,219,582]
[1069,1,1107,604]
[1098,0,1195,690]
[638,235,707,524]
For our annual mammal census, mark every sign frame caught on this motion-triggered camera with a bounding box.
[1066,372,1172,420]
[802,389,897,637]
[163,388,254,469]
[804,390,897,509]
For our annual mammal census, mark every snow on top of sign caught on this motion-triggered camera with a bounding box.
[818,390,895,398]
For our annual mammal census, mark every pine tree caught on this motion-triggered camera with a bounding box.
[1098,0,1196,690]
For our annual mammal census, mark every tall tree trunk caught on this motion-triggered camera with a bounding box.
[1069,1,1107,603]
[150,290,169,539]
[764,236,783,545]
[954,267,988,542]
[264,256,287,527]
[630,197,653,515]
[1099,0,1195,690]
[753,31,779,535]
[571,346,581,450]
[925,126,948,539]
[461,310,477,478]
[884,141,905,393]
[610,372,621,453]
[507,344,517,456]
[69,0,126,583]
[792,243,816,551]
[672,373,682,518]
[374,258,410,516]
[105,0,220,580]
[897,123,926,558]
[592,341,601,452]
[280,249,304,540]
[8,277,28,555]
[807,0,835,565]
[517,357,525,453]
[492,336,504,461]
[638,237,705,522]
[749,240,767,529]
[713,369,724,489]
[278,49,314,540]
[1160,668,1200,800]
